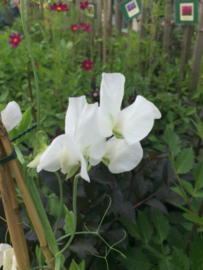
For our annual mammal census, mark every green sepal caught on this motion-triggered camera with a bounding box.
[66,164,80,180]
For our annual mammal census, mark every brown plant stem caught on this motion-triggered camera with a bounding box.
[185,198,203,255]
[0,114,55,270]
[0,141,30,270]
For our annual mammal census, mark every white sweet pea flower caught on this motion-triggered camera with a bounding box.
[3,248,17,270]
[37,134,90,181]
[100,73,161,145]
[102,137,143,173]
[1,101,22,132]
[37,96,106,182]
[65,96,106,165]
[0,244,12,267]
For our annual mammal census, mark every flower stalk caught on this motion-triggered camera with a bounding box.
[55,173,79,256]
[20,0,41,131]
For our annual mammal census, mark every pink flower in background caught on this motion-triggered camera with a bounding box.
[71,24,79,31]
[80,22,91,32]
[161,19,175,25]
[82,59,93,71]
[80,1,88,10]
[9,33,22,47]
[50,3,69,11]
[182,6,192,15]
[35,62,39,68]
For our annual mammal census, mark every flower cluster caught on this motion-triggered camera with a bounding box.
[80,0,88,10]
[80,22,91,32]
[82,59,93,71]
[70,24,79,31]
[182,6,192,15]
[50,3,69,11]
[35,73,161,182]
[0,244,17,270]
[9,33,22,48]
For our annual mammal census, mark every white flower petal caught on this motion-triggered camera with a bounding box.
[11,255,17,270]
[37,134,90,182]
[65,96,86,136]
[76,103,106,160]
[149,100,161,119]
[0,244,12,267]
[37,135,65,173]
[3,248,14,270]
[100,73,125,137]
[1,102,22,132]
[104,137,143,173]
[114,95,155,145]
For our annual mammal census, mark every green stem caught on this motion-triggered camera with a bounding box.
[20,0,41,131]
[54,172,63,236]
[55,174,79,257]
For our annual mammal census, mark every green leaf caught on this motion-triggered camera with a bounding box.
[175,148,194,174]
[0,104,4,111]
[170,186,188,202]
[119,248,152,270]
[171,247,190,270]
[69,259,80,270]
[137,211,152,244]
[164,126,181,158]
[119,218,142,241]
[158,258,173,270]
[0,89,9,102]
[183,212,203,225]
[14,145,25,164]
[48,194,61,218]
[194,161,203,191]
[194,189,203,197]
[190,237,203,270]
[79,260,85,270]
[36,245,45,269]
[151,210,170,243]
[63,205,75,235]
[181,179,194,196]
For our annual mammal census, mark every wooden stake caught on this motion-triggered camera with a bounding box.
[0,114,55,270]
[162,0,172,55]
[115,0,123,35]
[106,0,112,39]
[0,141,30,270]
[177,25,194,96]
[188,1,203,98]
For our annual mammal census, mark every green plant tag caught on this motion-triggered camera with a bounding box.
[175,0,198,24]
[120,0,141,22]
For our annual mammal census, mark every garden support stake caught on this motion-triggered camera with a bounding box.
[0,141,30,270]
[0,114,55,270]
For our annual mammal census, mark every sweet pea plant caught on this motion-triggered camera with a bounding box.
[0,70,161,270]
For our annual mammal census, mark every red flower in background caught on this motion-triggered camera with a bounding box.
[9,33,22,47]
[80,22,91,32]
[71,24,79,31]
[35,62,39,68]
[82,59,93,71]
[182,6,192,15]
[80,1,88,10]
[50,3,69,11]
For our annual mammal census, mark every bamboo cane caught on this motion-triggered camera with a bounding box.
[0,141,30,270]
[0,140,30,270]
[0,114,55,270]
